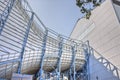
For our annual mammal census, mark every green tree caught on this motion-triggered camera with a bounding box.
[76,0,103,19]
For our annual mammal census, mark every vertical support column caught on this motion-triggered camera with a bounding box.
[56,35,63,80]
[0,0,15,35]
[70,41,76,80]
[86,40,90,80]
[69,68,72,80]
[82,43,87,80]
[39,29,48,80]
[17,12,34,74]
[73,44,76,80]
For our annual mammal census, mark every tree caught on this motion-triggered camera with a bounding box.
[76,0,103,19]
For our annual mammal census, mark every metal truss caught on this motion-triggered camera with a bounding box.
[17,12,34,74]
[38,29,48,80]
[0,58,20,65]
[0,0,88,79]
[56,35,63,80]
[69,41,76,80]
[91,47,120,80]
[1,0,120,80]
[0,0,15,35]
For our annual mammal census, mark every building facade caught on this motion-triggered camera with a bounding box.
[70,0,120,80]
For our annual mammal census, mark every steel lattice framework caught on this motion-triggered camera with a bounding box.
[0,0,90,80]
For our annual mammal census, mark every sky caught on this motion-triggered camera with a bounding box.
[27,0,83,36]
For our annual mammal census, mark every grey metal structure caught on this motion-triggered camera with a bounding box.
[0,0,89,80]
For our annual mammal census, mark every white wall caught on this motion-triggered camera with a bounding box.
[70,0,120,80]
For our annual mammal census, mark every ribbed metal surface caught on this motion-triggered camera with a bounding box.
[0,0,86,79]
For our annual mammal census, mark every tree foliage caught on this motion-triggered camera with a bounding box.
[76,0,103,19]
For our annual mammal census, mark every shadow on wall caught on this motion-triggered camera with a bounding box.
[89,49,120,80]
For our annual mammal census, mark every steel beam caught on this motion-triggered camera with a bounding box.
[0,58,20,65]
[70,42,76,80]
[56,35,63,80]
[17,12,34,74]
[73,46,76,80]
[38,29,48,80]
[0,0,15,35]
[85,40,90,80]
[81,42,87,80]
[69,68,72,80]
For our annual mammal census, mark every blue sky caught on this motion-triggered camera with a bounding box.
[27,0,83,36]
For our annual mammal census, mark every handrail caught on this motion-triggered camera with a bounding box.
[90,46,120,79]
[92,47,120,71]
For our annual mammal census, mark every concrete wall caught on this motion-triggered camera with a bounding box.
[70,0,120,79]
